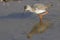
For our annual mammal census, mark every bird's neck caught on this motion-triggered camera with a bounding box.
[28,6,35,12]
[30,9,34,12]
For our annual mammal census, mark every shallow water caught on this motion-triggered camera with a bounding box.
[0,0,60,40]
[27,20,53,39]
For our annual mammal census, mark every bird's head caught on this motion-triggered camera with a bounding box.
[24,5,32,12]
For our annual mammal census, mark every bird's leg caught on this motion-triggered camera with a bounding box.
[40,15,43,24]
[38,11,48,25]
[38,14,43,25]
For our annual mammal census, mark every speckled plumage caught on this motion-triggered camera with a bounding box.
[24,3,53,14]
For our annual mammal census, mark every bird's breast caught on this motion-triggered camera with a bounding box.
[34,9,46,14]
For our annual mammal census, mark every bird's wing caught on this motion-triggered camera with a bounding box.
[33,3,47,10]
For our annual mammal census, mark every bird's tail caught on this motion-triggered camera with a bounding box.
[46,2,53,9]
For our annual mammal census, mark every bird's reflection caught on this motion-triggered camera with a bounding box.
[27,20,51,39]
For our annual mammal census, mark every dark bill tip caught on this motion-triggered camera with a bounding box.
[24,5,27,9]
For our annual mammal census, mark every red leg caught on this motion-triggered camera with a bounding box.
[38,14,43,24]
[37,11,48,24]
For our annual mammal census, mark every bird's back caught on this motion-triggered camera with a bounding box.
[32,3,53,10]
[32,3,47,10]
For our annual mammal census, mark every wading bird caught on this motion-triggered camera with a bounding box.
[24,3,53,24]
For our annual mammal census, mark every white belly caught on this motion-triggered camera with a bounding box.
[34,9,46,14]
